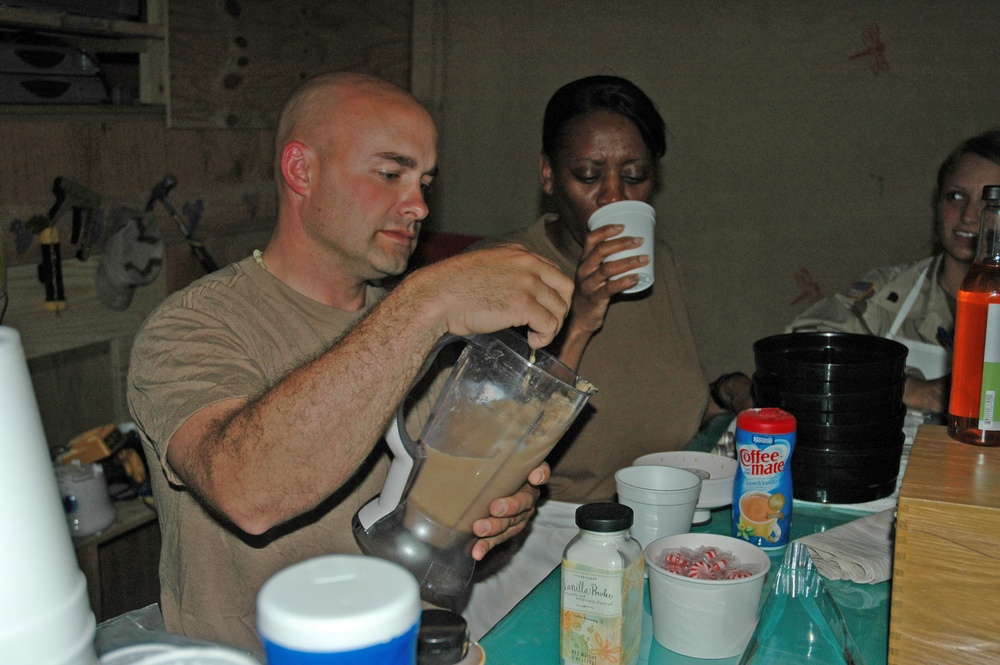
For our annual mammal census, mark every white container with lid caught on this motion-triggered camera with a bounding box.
[54,460,118,538]
[99,644,261,664]
[256,555,421,664]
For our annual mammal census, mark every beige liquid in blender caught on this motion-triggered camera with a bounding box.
[405,394,575,542]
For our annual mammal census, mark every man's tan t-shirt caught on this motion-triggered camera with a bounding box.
[128,256,391,652]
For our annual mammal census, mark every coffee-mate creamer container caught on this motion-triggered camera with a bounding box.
[732,408,796,550]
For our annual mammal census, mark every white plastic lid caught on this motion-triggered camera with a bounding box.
[99,645,260,664]
[256,555,420,652]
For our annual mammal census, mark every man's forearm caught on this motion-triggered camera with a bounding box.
[178,278,442,534]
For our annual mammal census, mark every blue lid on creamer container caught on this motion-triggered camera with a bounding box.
[256,555,420,664]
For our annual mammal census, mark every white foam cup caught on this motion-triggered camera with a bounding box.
[614,465,701,549]
[644,533,771,659]
[586,200,655,293]
[0,327,99,665]
[257,555,421,664]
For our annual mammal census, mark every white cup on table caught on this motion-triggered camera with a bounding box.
[614,465,702,549]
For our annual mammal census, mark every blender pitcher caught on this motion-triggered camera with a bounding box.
[353,329,596,596]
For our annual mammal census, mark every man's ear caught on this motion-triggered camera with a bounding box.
[539,154,555,196]
[281,141,312,196]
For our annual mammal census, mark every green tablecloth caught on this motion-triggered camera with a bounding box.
[480,502,888,665]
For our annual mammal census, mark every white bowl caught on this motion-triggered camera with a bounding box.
[644,533,771,659]
[633,451,737,524]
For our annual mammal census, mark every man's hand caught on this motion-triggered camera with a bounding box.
[406,245,574,349]
[470,463,550,560]
[703,372,754,425]
[903,375,949,414]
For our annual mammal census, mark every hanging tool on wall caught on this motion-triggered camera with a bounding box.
[66,180,103,261]
[25,177,103,312]
[145,174,219,274]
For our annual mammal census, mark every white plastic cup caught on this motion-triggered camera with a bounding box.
[586,200,655,293]
[632,451,738,525]
[257,555,421,664]
[644,533,771,659]
[614,465,701,549]
[0,327,99,665]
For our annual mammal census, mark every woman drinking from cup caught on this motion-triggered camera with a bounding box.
[461,75,752,639]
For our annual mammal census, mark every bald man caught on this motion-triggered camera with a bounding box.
[127,72,573,652]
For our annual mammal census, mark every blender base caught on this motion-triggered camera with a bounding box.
[352,503,477,597]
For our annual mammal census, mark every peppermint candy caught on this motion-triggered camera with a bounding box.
[655,546,754,581]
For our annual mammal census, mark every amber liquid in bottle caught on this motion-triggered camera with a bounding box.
[947,262,1000,446]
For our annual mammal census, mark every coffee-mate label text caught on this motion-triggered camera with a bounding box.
[732,408,796,550]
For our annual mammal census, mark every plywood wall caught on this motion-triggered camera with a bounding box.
[0,0,412,449]
[7,0,995,446]
[168,0,412,129]
[413,0,1000,378]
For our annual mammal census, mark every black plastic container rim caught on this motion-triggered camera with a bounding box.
[753,382,906,416]
[754,332,909,382]
[795,420,906,444]
[752,374,906,398]
[788,406,907,427]
[793,477,898,504]
[793,434,905,458]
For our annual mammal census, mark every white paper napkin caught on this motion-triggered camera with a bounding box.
[796,508,896,584]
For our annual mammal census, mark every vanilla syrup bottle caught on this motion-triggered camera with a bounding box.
[948,185,1000,446]
[560,502,643,665]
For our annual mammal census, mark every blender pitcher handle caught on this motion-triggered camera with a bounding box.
[356,333,472,529]
[356,415,421,528]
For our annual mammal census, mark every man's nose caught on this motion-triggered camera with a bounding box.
[400,186,429,221]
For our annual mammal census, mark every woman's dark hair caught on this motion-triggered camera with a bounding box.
[932,128,1000,253]
[542,75,666,163]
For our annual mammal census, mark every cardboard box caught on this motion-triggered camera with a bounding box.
[889,425,1000,664]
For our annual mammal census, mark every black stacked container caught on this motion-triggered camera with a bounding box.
[752,332,909,503]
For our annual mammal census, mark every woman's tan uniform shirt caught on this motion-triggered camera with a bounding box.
[127,256,391,653]
[480,215,710,503]
[786,254,954,347]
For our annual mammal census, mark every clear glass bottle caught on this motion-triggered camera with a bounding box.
[948,184,1000,446]
[560,502,644,665]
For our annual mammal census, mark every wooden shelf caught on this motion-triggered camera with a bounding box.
[0,1,168,106]
[73,495,157,550]
[0,102,164,117]
[0,6,164,39]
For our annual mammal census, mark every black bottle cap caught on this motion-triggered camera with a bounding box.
[418,609,469,665]
[983,185,1000,201]
[576,502,633,532]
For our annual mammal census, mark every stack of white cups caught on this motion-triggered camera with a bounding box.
[0,327,99,665]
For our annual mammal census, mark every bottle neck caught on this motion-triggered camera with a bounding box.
[975,203,1000,265]
[579,528,631,542]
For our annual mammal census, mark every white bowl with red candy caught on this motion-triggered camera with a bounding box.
[644,533,771,659]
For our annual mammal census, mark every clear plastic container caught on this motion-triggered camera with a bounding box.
[739,541,865,665]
